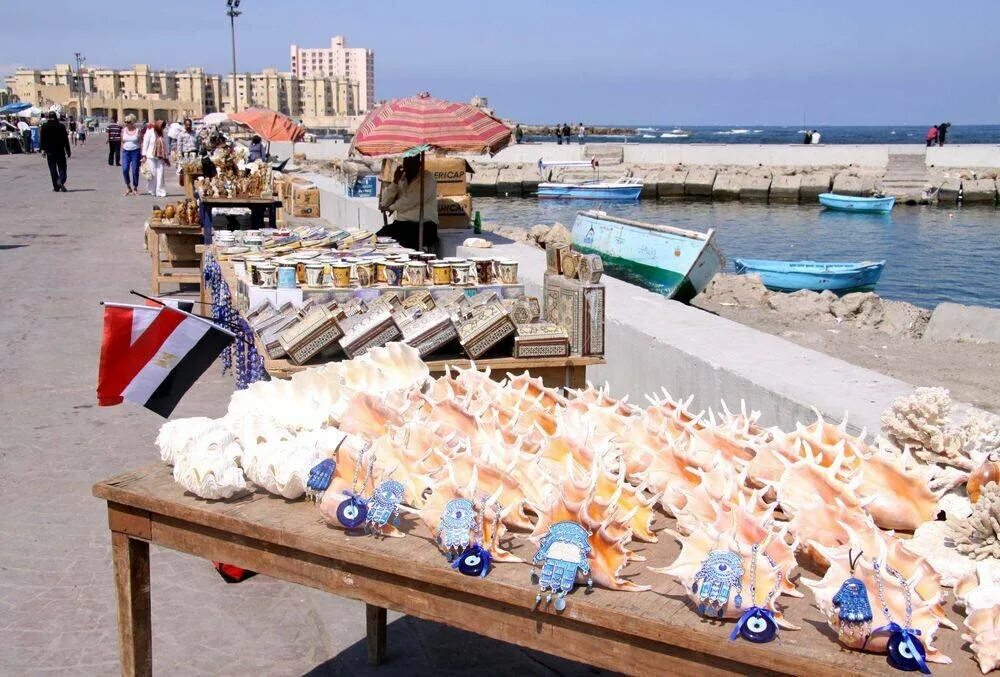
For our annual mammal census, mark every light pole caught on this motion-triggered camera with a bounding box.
[226,0,241,112]
[74,52,86,119]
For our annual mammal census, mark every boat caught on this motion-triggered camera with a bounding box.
[571,210,724,301]
[537,177,643,200]
[818,192,895,212]
[733,258,886,293]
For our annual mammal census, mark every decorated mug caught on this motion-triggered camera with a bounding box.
[496,260,518,284]
[473,258,494,285]
[431,262,452,286]
[356,261,375,287]
[257,263,277,288]
[305,262,325,287]
[332,262,352,288]
[375,259,389,284]
[450,259,471,285]
[385,262,406,286]
[277,263,298,289]
[404,261,427,286]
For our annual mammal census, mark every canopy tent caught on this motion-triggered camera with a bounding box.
[200,112,229,126]
[16,106,43,118]
[229,108,305,142]
[350,93,511,249]
[0,102,32,115]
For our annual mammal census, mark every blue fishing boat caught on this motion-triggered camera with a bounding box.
[538,177,643,200]
[572,210,724,301]
[818,192,895,212]
[734,259,886,293]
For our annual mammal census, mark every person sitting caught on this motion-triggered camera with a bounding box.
[377,154,439,251]
[248,135,265,162]
[926,125,939,147]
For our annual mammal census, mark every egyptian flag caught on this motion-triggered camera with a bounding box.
[98,302,234,417]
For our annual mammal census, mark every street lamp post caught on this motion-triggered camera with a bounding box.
[226,0,241,112]
[74,52,86,118]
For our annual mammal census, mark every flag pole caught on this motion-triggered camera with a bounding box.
[126,290,242,339]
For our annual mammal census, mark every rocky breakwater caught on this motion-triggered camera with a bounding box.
[928,167,999,207]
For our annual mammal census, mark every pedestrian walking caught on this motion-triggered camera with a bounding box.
[578,122,585,144]
[106,114,122,166]
[926,125,939,147]
[39,112,71,192]
[562,123,571,145]
[17,119,33,153]
[68,117,77,146]
[77,120,87,145]
[938,122,951,146]
[141,120,170,197]
[514,124,523,144]
[556,125,562,145]
[120,115,142,195]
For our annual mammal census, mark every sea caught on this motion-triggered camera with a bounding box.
[525,125,1000,145]
[474,198,1000,310]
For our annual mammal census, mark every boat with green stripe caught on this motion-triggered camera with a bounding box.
[571,210,724,302]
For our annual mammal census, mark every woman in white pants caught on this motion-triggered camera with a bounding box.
[140,120,169,197]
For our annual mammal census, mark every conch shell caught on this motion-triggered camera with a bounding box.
[963,606,1000,674]
[172,447,248,500]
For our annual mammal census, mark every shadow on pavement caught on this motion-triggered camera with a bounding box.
[304,616,616,677]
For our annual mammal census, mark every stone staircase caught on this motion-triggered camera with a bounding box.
[881,150,929,203]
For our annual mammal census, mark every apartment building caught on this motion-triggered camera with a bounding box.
[289,35,374,112]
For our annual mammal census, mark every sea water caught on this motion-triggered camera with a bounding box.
[475,198,1000,309]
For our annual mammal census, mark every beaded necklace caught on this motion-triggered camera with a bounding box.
[730,536,783,643]
[869,559,930,674]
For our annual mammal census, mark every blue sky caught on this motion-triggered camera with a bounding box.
[4,0,998,125]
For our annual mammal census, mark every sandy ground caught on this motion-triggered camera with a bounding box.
[0,142,603,675]
[692,300,1000,414]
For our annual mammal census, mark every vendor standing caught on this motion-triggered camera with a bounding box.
[378,155,439,250]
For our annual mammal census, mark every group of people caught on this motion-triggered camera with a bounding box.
[802,129,822,144]
[102,114,205,196]
[926,122,952,147]
[556,123,585,144]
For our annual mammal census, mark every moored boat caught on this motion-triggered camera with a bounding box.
[538,177,643,200]
[818,192,895,212]
[571,210,724,301]
[733,258,886,293]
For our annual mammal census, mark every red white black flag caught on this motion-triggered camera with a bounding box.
[97,303,234,417]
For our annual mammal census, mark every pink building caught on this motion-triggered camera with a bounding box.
[290,36,374,113]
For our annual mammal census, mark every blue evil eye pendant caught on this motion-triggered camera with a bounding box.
[336,494,368,529]
[531,521,593,612]
[453,544,492,578]
[305,459,337,499]
[438,498,477,560]
[692,550,744,618]
[887,626,930,674]
[833,577,873,641]
[730,607,778,643]
[366,479,405,534]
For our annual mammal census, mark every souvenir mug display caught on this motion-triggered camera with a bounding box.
[332,262,352,288]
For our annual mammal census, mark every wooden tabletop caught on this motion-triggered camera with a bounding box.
[199,196,282,206]
[93,464,976,676]
[263,351,604,378]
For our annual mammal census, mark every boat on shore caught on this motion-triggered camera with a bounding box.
[734,258,886,293]
[538,177,643,200]
[818,192,895,212]
[571,210,724,301]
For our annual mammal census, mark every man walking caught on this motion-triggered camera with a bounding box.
[40,112,71,192]
[106,114,122,166]
[17,118,33,153]
[938,122,951,146]
[562,122,571,146]
[68,117,77,147]
[578,122,585,144]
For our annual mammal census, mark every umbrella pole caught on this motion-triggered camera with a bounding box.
[417,151,425,251]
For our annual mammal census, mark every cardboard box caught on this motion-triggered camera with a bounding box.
[543,274,605,356]
[291,203,321,217]
[424,156,471,197]
[437,193,472,229]
[291,184,320,206]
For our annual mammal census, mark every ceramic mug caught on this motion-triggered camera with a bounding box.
[431,262,452,285]
[474,258,494,285]
[385,262,406,286]
[305,262,325,287]
[450,259,471,285]
[277,263,297,289]
[257,263,277,288]
[496,260,518,284]
[356,261,375,287]
[332,262,352,288]
[404,261,427,287]
[375,259,388,284]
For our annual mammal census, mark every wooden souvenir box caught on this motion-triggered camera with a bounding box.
[400,308,460,357]
[338,307,402,359]
[543,274,606,356]
[277,306,344,365]
[546,241,570,275]
[456,302,516,360]
[513,322,570,359]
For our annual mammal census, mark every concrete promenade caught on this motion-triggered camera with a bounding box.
[0,142,597,675]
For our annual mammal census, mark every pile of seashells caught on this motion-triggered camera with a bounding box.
[157,345,1000,671]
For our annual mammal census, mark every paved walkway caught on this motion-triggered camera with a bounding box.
[0,141,605,675]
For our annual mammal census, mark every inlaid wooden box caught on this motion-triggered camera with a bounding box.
[513,322,570,359]
[400,308,460,357]
[456,302,516,359]
[339,308,403,359]
[543,274,606,356]
[277,306,344,365]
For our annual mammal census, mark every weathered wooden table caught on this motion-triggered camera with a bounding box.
[93,464,974,677]
[147,223,203,295]
[200,196,283,230]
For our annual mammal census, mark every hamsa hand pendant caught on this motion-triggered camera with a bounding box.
[365,479,405,535]
[692,550,744,618]
[531,521,593,612]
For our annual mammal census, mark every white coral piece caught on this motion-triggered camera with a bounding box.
[172,446,248,500]
[951,483,1000,560]
[156,416,216,465]
[880,387,969,468]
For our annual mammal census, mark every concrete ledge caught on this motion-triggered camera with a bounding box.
[770,174,801,203]
[496,167,524,197]
[469,167,499,196]
[800,173,833,201]
[924,303,1000,344]
[685,169,717,196]
[937,178,961,204]
[656,169,687,198]
[963,179,998,204]
[832,173,864,196]
[740,173,772,202]
[302,173,384,231]
[454,238,975,434]
[712,173,742,200]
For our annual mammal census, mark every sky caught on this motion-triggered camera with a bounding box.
[3,0,999,125]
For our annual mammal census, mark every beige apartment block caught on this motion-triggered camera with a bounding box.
[289,35,374,112]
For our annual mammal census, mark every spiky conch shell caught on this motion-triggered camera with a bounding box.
[651,502,800,628]
[801,527,953,663]
[856,442,940,531]
[963,605,1000,674]
[956,562,1000,612]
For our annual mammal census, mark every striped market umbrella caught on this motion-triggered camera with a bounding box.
[350,93,511,157]
[229,107,306,142]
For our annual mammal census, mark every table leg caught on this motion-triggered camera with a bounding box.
[112,531,152,677]
[365,604,387,666]
[149,230,161,295]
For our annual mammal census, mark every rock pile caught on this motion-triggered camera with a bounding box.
[694,274,931,338]
[481,221,571,249]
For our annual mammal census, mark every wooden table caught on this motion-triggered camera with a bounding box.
[200,196,282,229]
[93,464,973,676]
[147,223,203,294]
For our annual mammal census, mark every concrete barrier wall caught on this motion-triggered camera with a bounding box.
[271,140,351,161]
[926,145,1000,168]
[300,173,384,231]
[457,237,935,435]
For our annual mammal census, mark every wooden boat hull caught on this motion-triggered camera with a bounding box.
[538,182,642,200]
[571,210,724,301]
[818,192,895,212]
[734,258,886,293]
